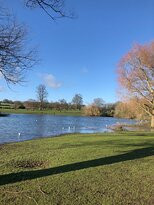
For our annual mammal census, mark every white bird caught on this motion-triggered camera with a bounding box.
[18,133,21,136]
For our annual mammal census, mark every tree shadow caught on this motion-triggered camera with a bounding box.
[0,146,153,186]
[58,140,154,150]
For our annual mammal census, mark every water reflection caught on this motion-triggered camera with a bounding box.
[0,114,136,144]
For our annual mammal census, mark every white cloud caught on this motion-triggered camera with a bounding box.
[43,74,62,89]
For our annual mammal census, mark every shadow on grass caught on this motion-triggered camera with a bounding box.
[58,140,154,150]
[0,146,153,186]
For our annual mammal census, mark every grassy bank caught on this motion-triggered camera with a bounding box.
[0,109,82,116]
[0,132,154,205]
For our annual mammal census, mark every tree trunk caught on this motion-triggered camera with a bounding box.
[40,101,43,110]
[151,114,154,128]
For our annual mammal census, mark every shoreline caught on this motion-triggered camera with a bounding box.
[1,129,154,145]
[0,109,82,117]
[0,131,114,145]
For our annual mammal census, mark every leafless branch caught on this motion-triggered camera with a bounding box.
[25,0,75,20]
[0,9,37,85]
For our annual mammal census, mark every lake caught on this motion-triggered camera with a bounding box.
[0,114,136,144]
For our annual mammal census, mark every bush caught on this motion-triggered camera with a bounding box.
[83,105,101,116]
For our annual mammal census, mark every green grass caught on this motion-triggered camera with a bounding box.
[0,109,82,116]
[0,132,154,205]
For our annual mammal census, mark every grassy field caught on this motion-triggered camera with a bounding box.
[0,108,82,116]
[0,132,154,205]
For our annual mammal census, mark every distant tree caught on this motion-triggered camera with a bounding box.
[67,102,75,110]
[59,99,68,110]
[2,99,13,104]
[14,101,25,109]
[118,42,154,127]
[114,101,136,119]
[36,84,48,110]
[102,103,116,117]
[49,101,61,110]
[83,105,101,116]
[93,98,105,108]
[49,102,55,110]
[27,99,36,102]
[24,100,39,110]
[114,99,146,120]
[72,94,83,110]
[59,99,67,104]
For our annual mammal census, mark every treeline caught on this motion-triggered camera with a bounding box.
[0,99,83,111]
[0,98,117,117]
[0,92,84,111]
[1,85,134,118]
[1,97,148,120]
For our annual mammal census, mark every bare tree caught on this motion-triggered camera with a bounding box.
[93,98,105,108]
[118,42,154,127]
[0,7,37,85]
[0,0,73,85]
[25,0,74,20]
[36,84,48,110]
[72,94,83,110]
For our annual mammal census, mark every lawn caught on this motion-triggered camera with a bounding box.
[0,109,82,116]
[0,132,154,205]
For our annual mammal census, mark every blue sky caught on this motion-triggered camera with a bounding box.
[0,0,154,104]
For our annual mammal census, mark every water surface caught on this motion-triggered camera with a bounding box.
[0,114,136,144]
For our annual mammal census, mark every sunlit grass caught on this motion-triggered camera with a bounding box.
[0,108,82,116]
[0,132,154,205]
